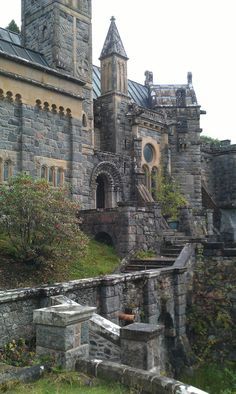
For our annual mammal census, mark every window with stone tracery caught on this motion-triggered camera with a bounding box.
[40,165,64,187]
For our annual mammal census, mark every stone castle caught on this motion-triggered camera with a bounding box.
[1,0,236,252]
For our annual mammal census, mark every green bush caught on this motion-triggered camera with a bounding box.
[0,174,88,266]
[154,173,187,220]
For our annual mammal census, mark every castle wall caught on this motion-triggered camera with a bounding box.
[201,144,236,208]
[0,85,94,208]
[169,107,202,209]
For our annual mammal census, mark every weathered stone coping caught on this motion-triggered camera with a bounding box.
[33,304,96,327]
[90,314,120,345]
[0,243,195,305]
[120,322,163,341]
[76,358,208,394]
[174,243,195,270]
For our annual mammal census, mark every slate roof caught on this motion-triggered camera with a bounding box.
[0,27,196,109]
[93,65,149,108]
[100,16,128,60]
[0,27,49,67]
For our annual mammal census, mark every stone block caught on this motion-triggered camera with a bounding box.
[102,296,120,314]
[120,323,164,371]
[36,323,81,351]
[36,344,89,371]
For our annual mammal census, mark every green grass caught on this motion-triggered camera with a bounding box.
[180,363,236,394]
[0,238,120,289]
[68,239,120,279]
[0,372,129,394]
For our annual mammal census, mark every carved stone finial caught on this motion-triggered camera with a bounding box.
[187,72,192,85]
[145,70,153,86]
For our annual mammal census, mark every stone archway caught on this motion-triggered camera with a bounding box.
[96,173,110,208]
[91,161,124,209]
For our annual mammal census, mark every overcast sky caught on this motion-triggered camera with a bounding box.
[1,0,236,142]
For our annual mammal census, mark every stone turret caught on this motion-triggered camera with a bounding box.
[100,16,128,96]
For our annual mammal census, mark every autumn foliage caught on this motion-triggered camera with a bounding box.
[0,175,88,266]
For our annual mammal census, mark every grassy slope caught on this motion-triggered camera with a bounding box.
[0,239,120,289]
[69,240,120,279]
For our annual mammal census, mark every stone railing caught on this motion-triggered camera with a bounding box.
[76,358,208,394]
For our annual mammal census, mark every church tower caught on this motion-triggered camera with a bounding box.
[100,16,128,95]
[21,0,92,84]
[96,17,130,154]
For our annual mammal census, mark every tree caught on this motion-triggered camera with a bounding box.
[0,175,88,265]
[154,173,187,220]
[5,20,20,34]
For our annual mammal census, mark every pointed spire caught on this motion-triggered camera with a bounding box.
[100,17,128,60]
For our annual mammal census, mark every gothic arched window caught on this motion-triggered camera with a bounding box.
[151,167,158,200]
[143,165,151,191]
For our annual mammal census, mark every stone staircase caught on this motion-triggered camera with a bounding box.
[123,229,191,273]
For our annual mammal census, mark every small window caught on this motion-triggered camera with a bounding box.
[4,161,10,181]
[151,167,158,200]
[144,144,154,163]
[49,167,54,185]
[143,165,150,191]
[41,165,47,179]
[57,168,64,186]
[82,113,87,127]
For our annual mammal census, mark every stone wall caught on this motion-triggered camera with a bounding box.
[0,94,94,208]
[168,107,202,209]
[0,244,195,349]
[89,314,121,362]
[201,142,236,208]
[80,203,163,256]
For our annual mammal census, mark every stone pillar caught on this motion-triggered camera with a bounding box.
[33,304,96,370]
[120,323,164,372]
[100,276,121,325]
[143,275,159,324]
[173,269,187,336]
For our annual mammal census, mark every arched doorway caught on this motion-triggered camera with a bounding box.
[91,161,124,209]
[96,174,107,208]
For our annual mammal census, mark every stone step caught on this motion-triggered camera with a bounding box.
[223,248,236,256]
[161,247,182,254]
[163,231,186,237]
